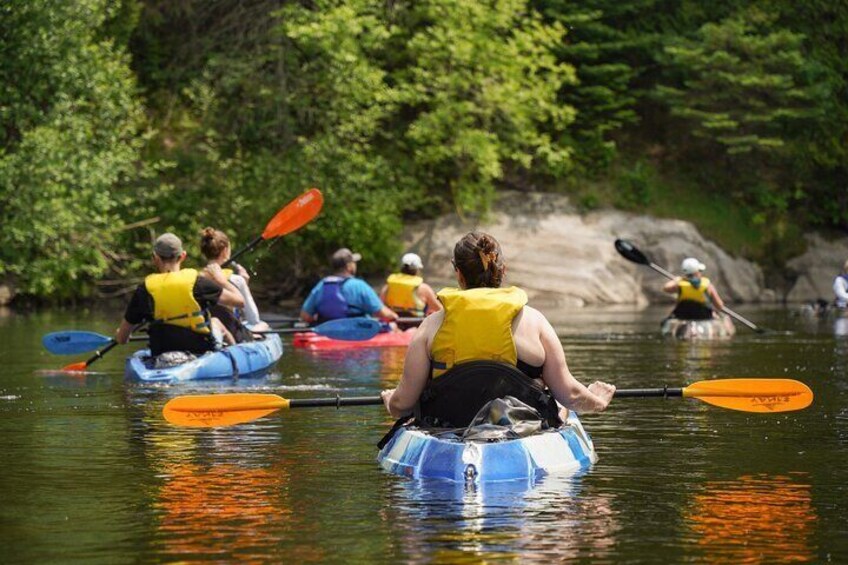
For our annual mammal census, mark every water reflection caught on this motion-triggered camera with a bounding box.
[685,473,816,563]
[384,473,618,562]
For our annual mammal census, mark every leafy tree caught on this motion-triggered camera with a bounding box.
[0,0,146,298]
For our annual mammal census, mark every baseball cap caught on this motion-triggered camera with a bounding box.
[401,253,423,270]
[681,257,706,275]
[153,233,183,259]
[331,248,362,269]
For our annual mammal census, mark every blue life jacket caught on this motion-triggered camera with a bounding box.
[315,276,365,320]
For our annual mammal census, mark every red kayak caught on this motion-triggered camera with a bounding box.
[293,329,415,350]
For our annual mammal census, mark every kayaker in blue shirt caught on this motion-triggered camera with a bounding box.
[381,232,614,427]
[300,248,399,324]
[116,233,244,356]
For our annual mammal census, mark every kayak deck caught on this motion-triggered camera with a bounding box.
[293,329,414,351]
[661,316,735,340]
[125,334,283,383]
[377,411,596,483]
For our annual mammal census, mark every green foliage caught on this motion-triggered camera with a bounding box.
[655,11,822,156]
[0,0,146,298]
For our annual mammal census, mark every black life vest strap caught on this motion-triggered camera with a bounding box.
[415,360,561,429]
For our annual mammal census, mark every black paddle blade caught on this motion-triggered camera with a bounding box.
[615,239,650,265]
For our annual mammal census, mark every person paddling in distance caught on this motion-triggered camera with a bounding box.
[116,233,244,357]
[381,232,615,428]
[198,227,271,342]
[300,248,399,324]
[832,259,848,313]
[379,252,441,320]
[662,257,726,320]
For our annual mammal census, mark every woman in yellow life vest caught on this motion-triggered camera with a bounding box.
[379,253,441,319]
[116,233,243,356]
[199,227,271,342]
[662,257,726,320]
[380,232,615,427]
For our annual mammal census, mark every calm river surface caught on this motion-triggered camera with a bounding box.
[1,305,846,563]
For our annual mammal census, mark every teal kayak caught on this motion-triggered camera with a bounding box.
[125,334,283,383]
[377,411,597,483]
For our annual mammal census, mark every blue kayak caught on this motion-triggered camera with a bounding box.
[125,334,283,383]
[377,411,597,483]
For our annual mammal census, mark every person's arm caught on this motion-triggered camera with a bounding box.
[356,280,399,321]
[205,263,245,308]
[230,274,261,324]
[536,311,615,413]
[379,284,388,303]
[377,305,399,321]
[382,314,439,417]
[300,283,321,323]
[707,285,725,311]
[662,278,680,294]
[417,283,442,315]
[116,319,134,344]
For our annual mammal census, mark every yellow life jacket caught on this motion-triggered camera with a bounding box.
[430,286,527,378]
[222,268,233,279]
[144,268,211,334]
[678,276,711,305]
[384,273,425,315]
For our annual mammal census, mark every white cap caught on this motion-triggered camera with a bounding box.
[401,252,423,270]
[681,257,706,275]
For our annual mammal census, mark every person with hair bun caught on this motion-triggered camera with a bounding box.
[199,227,270,342]
[381,232,615,428]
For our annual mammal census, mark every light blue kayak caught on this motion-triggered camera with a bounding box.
[377,411,597,483]
[125,334,283,383]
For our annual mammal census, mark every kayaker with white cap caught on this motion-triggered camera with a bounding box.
[662,256,726,320]
[300,247,399,323]
[379,252,441,319]
[381,231,614,428]
[116,232,244,355]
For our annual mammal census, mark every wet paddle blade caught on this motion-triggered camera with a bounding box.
[683,379,813,413]
[163,393,290,427]
[43,331,112,355]
[262,188,324,239]
[614,239,650,265]
[313,318,381,341]
[61,361,88,372]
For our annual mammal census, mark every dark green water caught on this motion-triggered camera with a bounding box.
[1,306,846,563]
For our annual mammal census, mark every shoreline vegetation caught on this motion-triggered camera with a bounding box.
[2,1,846,306]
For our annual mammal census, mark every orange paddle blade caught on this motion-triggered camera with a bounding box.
[62,361,88,372]
[683,379,813,413]
[163,393,290,427]
[261,188,323,239]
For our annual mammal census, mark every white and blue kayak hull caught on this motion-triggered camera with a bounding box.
[125,334,283,383]
[377,411,597,483]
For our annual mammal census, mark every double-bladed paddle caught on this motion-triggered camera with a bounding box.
[162,378,813,428]
[52,189,324,372]
[44,318,381,360]
[614,239,767,333]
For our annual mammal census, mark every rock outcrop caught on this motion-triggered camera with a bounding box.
[785,234,848,302]
[401,192,773,306]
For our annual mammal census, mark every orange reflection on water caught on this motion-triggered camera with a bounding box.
[687,473,816,563]
[153,461,324,563]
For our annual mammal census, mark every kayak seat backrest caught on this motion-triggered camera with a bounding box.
[415,360,560,429]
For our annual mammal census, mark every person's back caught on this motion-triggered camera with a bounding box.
[663,257,724,320]
[301,248,399,323]
[381,231,615,427]
[380,253,441,321]
[116,233,244,356]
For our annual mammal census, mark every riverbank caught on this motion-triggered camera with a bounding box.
[400,191,848,306]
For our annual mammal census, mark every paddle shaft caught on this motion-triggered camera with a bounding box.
[223,235,263,268]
